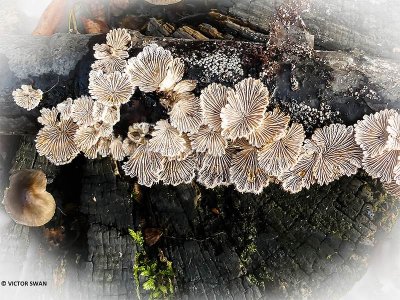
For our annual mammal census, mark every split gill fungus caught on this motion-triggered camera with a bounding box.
[9,28,400,198]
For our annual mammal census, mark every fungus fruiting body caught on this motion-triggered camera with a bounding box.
[25,33,400,196]
[3,170,56,227]
[12,85,43,111]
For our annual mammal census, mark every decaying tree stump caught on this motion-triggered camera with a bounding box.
[1,1,400,299]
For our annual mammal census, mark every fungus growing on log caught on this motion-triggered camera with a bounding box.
[230,143,270,194]
[189,125,228,156]
[88,70,134,106]
[386,112,400,150]
[110,135,125,161]
[12,85,43,111]
[364,150,400,183]
[123,144,163,187]
[310,124,363,185]
[198,148,234,189]
[3,170,56,227]
[148,120,188,158]
[74,125,101,152]
[169,93,203,133]
[56,98,74,120]
[36,117,80,166]
[248,108,290,148]
[71,96,96,126]
[354,109,397,157]
[221,78,269,140]
[159,154,197,186]
[38,107,59,127]
[126,44,173,93]
[200,83,231,131]
[92,28,131,73]
[127,123,151,145]
[93,102,120,125]
[258,123,305,177]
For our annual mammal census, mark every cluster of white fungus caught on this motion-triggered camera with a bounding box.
[11,28,398,197]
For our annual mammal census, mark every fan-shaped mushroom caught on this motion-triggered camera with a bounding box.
[159,58,185,92]
[364,149,400,183]
[221,78,269,140]
[74,125,101,152]
[383,182,400,199]
[189,125,228,156]
[280,150,317,194]
[354,109,396,157]
[159,154,197,186]
[169,93,203,133]
[122,144,163,187]
[127,122,151,145]
[126,44,173,93]
[230,145,270,194]
[248,108,290,148]
[36,118,80,165]
[12,85,43,111]
[122,137,137,156]
[3,169,56,227]
[56,98,74,120]
[258,123,305,177]
[310,124,363,185]
[110,135,125,161]
[200,83,231,131]
[89,70,134,106]
[386,112,400,151]
[148,120,187,158]
[98,136,112,157]
[198,148,233,189]
[92,102,120,125]
[38,107,59,127]
[106,28,131,51]
[71,96,96,126]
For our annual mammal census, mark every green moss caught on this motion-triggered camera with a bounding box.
[129,229,175,300]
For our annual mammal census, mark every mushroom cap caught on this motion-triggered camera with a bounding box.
[258,123,305,177]
[173,80,197,94]
[122,144,164,187]
[280,151,317,194]
[110,135,126,161]
[38,107,59,127]
[3,169,55,227]
[74,125,101,152]
[248,108,290,148]
[89,70,134,106]
[386,112,400,151]
[159,154,197,186]
[94,122,114,138]
[364,149,400,183]
[126,44,173,93]
[56,98,74,120]
[35,118,80,165]
[354,109,396,157]
[92,102,120,125]
[83,142,99,159]
[144,0,182,5]
[98,136,112,157]
[221,78,269,140]
[12,85,43,111]
[148,120,188,157]
[310,124,363,185]
[106,28,131,50]
[189,125,228,156]
[198,148,233,189]
[159,58,185,92]
[230,146,270,194]
[122,137,137,156]
[169,93,203,133]
[71,96,96,126]
[200,83,232,131]
[128,122,151,144]
[92,44,128,73]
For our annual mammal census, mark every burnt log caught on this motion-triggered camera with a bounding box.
[1,33,400,135]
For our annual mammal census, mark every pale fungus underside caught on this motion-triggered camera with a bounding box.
[7,28,397,196]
